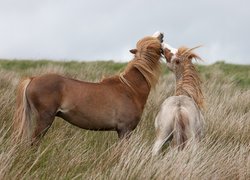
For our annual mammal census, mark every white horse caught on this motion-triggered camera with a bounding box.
[152,44,205,155]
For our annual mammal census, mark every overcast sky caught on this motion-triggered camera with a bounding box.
[0,0,249,64]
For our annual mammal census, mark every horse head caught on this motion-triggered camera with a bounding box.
[129,32,164,60]
[162,42,202,74]
[123,32,164,89]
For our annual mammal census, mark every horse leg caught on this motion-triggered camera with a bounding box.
[152,129,168,156]
[152,123,174,155]
[31,111,55,146]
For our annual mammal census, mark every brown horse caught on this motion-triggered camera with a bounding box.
[13,32,164,144]
[152,45,205,155]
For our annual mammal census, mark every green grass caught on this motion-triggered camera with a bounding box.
[1,59,249,88]
[0,59,249,179]
[0,59,126,73]
[197,61,250,88]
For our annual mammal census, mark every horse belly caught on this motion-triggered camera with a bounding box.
[57,110,117,131]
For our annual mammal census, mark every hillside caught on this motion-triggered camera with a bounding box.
[0,60,249,179]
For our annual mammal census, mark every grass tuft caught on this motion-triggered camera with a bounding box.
[0,60,249,179]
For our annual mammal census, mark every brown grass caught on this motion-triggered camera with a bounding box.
[0,61,249,179]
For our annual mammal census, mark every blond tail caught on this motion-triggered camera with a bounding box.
[13,78,33,142]
[174,110,187,150]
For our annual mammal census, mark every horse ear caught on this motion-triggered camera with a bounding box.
[130,49,137,54]
[163,48,173,63]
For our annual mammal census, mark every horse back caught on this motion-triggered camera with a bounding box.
[157,95,203,138]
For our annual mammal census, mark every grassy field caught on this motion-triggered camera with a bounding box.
[0,59,249,179]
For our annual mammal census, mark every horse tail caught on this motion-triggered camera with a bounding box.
[13,77,33,142]
[174,109,188,150]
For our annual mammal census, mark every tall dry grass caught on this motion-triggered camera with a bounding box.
[0,61,249,179]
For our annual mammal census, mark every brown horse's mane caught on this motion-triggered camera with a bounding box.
[119,37,162,91]
[175,47,204,109]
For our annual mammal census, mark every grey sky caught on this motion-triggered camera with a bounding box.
[0,0,249,64]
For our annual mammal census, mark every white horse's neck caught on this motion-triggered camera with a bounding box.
[174,63,204,109]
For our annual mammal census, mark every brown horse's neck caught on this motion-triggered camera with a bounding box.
[123,67,151,105]
[124,67,150,94]
[175,63,204,109]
